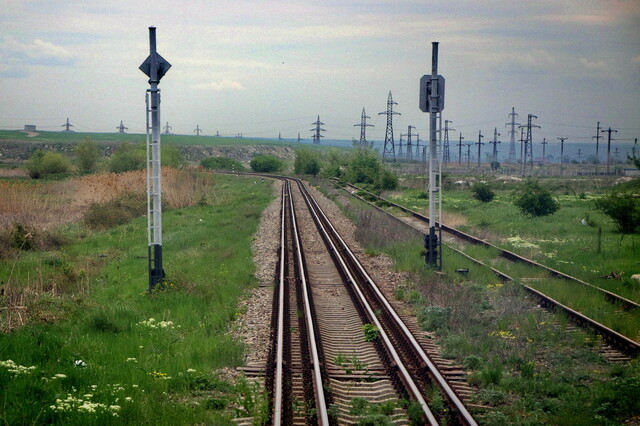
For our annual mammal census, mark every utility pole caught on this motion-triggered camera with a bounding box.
[61,117,74,132]
[519,127,525,168]
[490,127,501,170]
[163,121,172,135]
[398,133,404,160]
[215,130,220,137]
[519,114,540,176]
[577,148,582,163]
[405,125,416,161]
[593,121,602,163]
[414,134,421,160]
[466,142,472,168]
[354,107,374,147]
[601,126,618,175]
[278,132,283,141]
[139,26,171,291]
[541,138,548,164]
[558,137,568,176]
[310,115,325,144]
[505,107,520,163]
[297,132,301,143]
[457,134,464,165]
[475,130,485,169]
[116,120,128,133]
[443,120,454,164]
[379,91,401,161]
[194,125,202,136]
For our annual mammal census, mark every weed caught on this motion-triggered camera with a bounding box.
[362,324,379,342]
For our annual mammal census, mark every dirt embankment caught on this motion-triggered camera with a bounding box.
[0,139,295,166]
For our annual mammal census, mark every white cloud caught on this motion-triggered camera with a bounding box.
[579,57,618,78]
[0,37,76,77]
[190,79,246,91]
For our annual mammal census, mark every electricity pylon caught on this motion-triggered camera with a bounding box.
[378,91,400,161]
[601,126,618,175]
[116,120,128,133]
[61,117,74,132]
[443,120,454,164]
[310,115,325,144]
[194,125,202,136]
[490,127,501,170]
[475,130,485,169]
[541,138,548,163]
[354,107,374,147]
[457,134,464,165]
[163,121,172,134]
[519,114,540,175]
[558,136,568,175]
[505,107,520,162]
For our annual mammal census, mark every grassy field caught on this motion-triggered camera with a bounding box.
[386,181,640,303]
[0,172,274,425]
[0,129,326,150]
[324,179,640,425]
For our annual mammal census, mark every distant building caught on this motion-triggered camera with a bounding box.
[24,125,36,132]
[623,168,640,177]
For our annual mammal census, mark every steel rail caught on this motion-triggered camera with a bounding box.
[296,179,448,425]
[272,181,287,425]
[338,182,640,356]
[340,182,639,311]
[287,180,330,425]
[301,179,478,425]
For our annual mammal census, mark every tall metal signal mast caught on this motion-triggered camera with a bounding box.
[354,107,374,147]
[419,42,445,269]
[139,26,171,291]
[379,91,401,161]
[311,115,325,144]
[505,107,520,162]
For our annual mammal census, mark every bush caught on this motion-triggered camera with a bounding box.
[83,193,146,229]
[249,155,283,173]
[108,143,146,173]
[417,306,451,334]
[343,148,398,191]
[471,182,495,202]
[108,143,182,173]
[513,180,560,217]
[294,148,322,176]
[201,156,244,171]
[75,139,101,173]
[594,190,640,233]
[26,150,71,178]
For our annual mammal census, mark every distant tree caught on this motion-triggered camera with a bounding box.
[75,138,101,173]
[161,145,184,168]
[343,148,397,191]
[513,180,560,217]
[294,148,322,176]
[26,150,71,178]
[594,191,640,234]
[250,155,284,173]
[108,143,146,173]
[471,182,495,203]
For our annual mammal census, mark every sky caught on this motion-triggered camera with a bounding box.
[1,0,639,152]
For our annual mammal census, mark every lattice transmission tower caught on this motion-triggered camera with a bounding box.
[163,121,172,135]
[505,107,520,163]
[116,120,128,133]
[61,117,74,132]
[519,114,540,175]
[443,120,455,164]
[194,125,202,136]
[310,115,325,144]
[353,107,374,148]
[378,91,401,161]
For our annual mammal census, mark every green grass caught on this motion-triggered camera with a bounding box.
[322,179,640,425]
[389,183,640,303]
[0,129,338,150]
[0,174,273,425]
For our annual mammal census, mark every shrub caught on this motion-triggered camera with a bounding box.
[201,156,244,171]
[343,148,398,191]
[108,143,146,173]
[294,148,322,176]
[25,150,71,178]
[471,182,495,202]
[249,155,283,173]
[417,306,451,334]
[83,193,146,229]
[594,190,640,234]
[75,139,101,173]
[513,180,560,217]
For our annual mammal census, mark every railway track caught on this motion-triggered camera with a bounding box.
[336,181,640,357]
[265,178,478,425]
